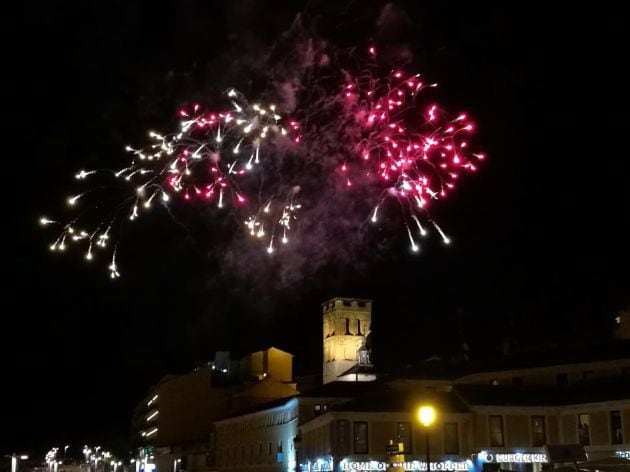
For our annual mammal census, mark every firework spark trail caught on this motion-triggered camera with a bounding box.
[331,60,483,251]
[41,46,485,277]
[42,90,302,276]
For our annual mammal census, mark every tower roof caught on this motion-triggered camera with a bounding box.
[321,297,373,306]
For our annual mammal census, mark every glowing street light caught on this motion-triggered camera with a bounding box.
[417,405,436,471]
[418,405,436,427]
[6,454,29,472]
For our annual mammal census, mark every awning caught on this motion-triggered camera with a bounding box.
[577,456,630,472]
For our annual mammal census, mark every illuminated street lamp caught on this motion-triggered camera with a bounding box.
[417,406,436,472]
[5,454,29,472]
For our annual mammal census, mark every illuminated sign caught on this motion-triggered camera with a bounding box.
[616,451,630,460]
[478,452,547,464]
[301,457,334,472]
[339,460,471,471]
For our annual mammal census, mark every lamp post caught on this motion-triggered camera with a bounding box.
[5,454,29,472]
[417,406,436,472]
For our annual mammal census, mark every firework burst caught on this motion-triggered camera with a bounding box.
[332,55,485,252]
[42,90,300,278]
[41,47,485,278]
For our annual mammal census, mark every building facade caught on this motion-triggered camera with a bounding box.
[212,397,299,472]
[133,297,630,472]
[131,348,298,472]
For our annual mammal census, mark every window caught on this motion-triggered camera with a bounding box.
[512,376,523,386]
[336,420,350,454]
[323,404,329,412]
[610,410,624,444]
[277,441,283,463]
[345,318,351,334]
[490,379,500,386]
[354,421,369,453]
[489,416,504,447]
[531,416,546,446]
[397,422,412,453]
[578,414,590,446]
[444,422,459,454]
[359,349,370,365]
[582,370,594,380]
[557,373,568,386]
[314,404,322,416]
[357,319,362,335]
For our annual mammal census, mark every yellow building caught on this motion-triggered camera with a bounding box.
[132,348,297,472]
[322,298,373,385]
[297,355,630,472]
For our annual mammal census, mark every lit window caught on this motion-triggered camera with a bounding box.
[397,423,412,453]
[578,414,590,446]
[444,423,459,454]
[354,422,369,454]
[531,416,546,447]
[489,416,504,447]
[610,411,624,445]
[314,404,322,416]
[277,441,283,463]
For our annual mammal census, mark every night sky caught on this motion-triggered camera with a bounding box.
[4,0,628,458]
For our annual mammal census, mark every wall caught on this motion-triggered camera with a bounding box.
[214,400,298,472]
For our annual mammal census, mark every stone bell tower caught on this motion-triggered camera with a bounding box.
[322,298,372,384]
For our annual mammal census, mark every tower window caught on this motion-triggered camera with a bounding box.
[345,318,351,335]
[357,319,362,335]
